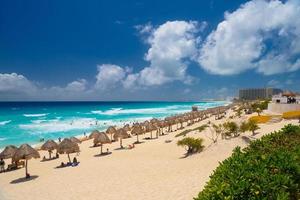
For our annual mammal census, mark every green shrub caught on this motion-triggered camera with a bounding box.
[177,137,204,155]
[223,121,239,137]
[175,125,209,138]
[239,121,249,133]
[195,124,300,200]
[251,100,270,111]
[247,119,260,135]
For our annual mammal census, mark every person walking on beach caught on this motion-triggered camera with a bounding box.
[0,158,5,173]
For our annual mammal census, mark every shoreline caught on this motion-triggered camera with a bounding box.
[0,101,231,151]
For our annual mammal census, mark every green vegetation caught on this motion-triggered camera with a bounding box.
[251,100,270,112]
[223,121,239,137]
[177,137,204,155]
[195,124,300,200]
[247,119,260,135]
[239,121,249,133]
[175,124,209,138]
[208,123,225,143]
[235,107,243,117]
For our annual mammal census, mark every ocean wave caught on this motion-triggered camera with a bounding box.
[19,115,156,134]
[91,106,190,116]
[19,118,107,134]
[24,113,49,117]
[0,120,11,126]
[0,137,7,141]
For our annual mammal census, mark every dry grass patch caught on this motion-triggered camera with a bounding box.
[249,115,271,123]
[282,110,300,119]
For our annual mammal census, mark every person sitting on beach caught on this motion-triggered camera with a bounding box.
[42,156,46,161]
[0,158,5,173]
[56,153,59,158]
[106,148,109,153]
[72,157,79,167]
[60,162,65,167]
[73,157,78,164]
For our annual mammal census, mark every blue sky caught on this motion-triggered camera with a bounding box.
[0,0,300,101]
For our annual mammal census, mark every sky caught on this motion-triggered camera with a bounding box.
[0,0,300,101]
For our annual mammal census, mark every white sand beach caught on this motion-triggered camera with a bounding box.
[0,110,298,200]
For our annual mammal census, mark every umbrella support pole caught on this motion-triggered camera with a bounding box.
[67,154,71,163]
[25,160,28,178]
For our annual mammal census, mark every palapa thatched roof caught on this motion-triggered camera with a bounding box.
[57,138,80,154]
[13,144,40,161]
[123,124,131,132]
[106,126,117,134]
[70,136,81,144]
[146,123,157,131]
[131,125,143,135]
[0,145,17,159]
[89,130,101,139]
[41,140,58,151]
[113,128,129,140]
[150,118,159,124]
[93,132,111,145]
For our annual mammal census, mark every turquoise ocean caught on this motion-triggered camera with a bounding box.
[0,101,228,149]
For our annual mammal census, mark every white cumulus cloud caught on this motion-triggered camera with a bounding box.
[95,64,128,90]
[125,20,200,88]
[0,73,37,95]
[198,0,300,75]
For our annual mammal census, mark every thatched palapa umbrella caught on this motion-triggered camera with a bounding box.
[146,123,157,139]
[41,140,58,159]
[93,132,111,154]
[113,128,129,148]
[13,144,40,178]
[89,130,101,139]
[131,125,143,143]
[106,126,117,141]
[70,136,81,144]
[0,145,17,160]
[123,124,131,132]
[57,138,80,163]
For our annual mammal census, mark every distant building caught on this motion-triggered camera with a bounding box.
[239,88,282,100]
[268,91,300,113]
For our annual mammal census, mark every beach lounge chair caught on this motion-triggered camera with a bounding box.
[7,163,17,171]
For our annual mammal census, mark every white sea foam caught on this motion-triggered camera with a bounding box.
[31,119,56,124]
[24,113,49,117]
[91,106,190,116]
[0,120,11,126]
[20,118,98,133]
[0,137,7,141]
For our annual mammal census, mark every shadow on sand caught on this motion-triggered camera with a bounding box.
[241,136,252,144]
[133,141,145,144]
[94,152,112,157]
[114,147,126,151]
[40,157,58,162]
[10,175,38,184]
